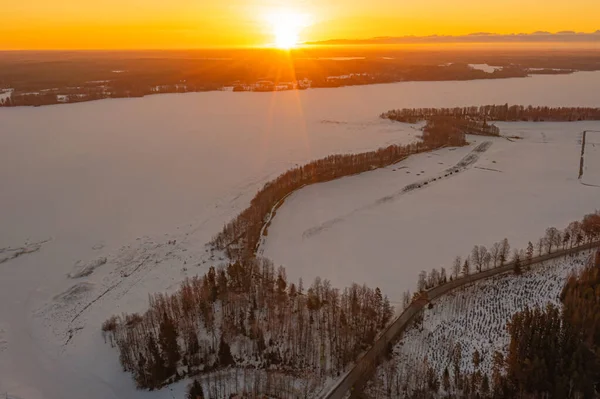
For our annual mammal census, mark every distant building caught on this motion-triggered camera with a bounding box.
[298,78,312,89]
[254,81,275,91]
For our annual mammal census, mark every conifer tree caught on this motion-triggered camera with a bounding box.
[159,312,181,376]
[187,379,204,399]
[218,336,234,367]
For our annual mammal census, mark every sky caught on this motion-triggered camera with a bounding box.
[2,0,600,49]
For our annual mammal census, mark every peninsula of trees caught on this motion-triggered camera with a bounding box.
[210,127,472,261]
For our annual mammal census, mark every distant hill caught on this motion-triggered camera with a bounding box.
[306,30,600,45]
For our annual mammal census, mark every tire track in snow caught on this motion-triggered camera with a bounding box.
[303,142,493,239]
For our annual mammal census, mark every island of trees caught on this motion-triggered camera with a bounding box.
[381,105,600,123]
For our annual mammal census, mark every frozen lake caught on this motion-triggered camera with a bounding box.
[2,71,600,399]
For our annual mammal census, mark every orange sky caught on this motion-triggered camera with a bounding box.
[2,0,600,50]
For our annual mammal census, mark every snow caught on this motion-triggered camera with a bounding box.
[582,131,600,187]
[263,122,600,304]
[301,57,366,61]
[2,71,600,399]
[529,68,569,71]
[369,251,594,394]
[469,64,502,73]
[0,89,13,101]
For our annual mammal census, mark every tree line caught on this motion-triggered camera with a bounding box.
[422,117,499,145]
[403,212,600,307]
[211,130,467,261]
[102,257,394,390]
[381,105,600,123]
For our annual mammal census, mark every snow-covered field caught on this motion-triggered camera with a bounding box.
[2,71,600,399]
[0,89,12,102]
[468,64,502,73]
[368,251,594,396]
[582,131,600,187]
[263,122,600,305]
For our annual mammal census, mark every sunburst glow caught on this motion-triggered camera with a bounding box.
[266,10,311,49]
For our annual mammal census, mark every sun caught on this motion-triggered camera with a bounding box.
[266,10,311,49]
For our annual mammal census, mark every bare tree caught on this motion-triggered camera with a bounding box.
[462,259,471,276]
[428,269,440,288]
[477,246,488,272]
[567,221,581,248]
[562,230,571,250]
[483,252,492,270]
[417,271,427,292]
[500,238,510,265]
[402,290,411,309]
[452,256,461,279]
[545,227,559,253]
[536,238,545,256]
[490,242,501,267]
[471,245,482,273]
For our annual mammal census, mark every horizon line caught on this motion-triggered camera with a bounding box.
[306,29,600,45]
[2,29,600,52]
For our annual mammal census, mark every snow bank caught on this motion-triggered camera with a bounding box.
[68,257,107,278]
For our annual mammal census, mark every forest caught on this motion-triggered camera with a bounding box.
[369,212,600,399]
[421,117,498,143]
[488,241,600,399]
[3,48,600,107]
[381,105,600,123]
[0,50,534,107]
[102,257,394,391]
